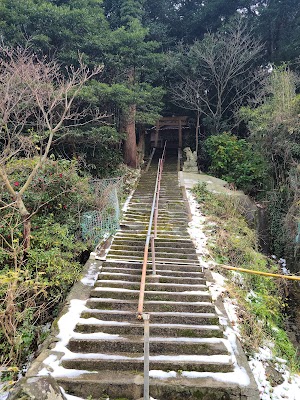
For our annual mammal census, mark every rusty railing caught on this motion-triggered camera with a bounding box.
[137,142,166,318]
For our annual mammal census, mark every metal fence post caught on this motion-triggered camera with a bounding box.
[143,313,150,400]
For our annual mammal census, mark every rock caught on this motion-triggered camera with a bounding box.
[265,364,285,387]
[8,376,67,400]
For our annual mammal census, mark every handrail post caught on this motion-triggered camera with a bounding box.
[151,234,156,275]
[143,313,150,400]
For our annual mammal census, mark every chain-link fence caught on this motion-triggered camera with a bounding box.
[81,177,123,246]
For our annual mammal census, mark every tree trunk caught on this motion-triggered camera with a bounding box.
[16,195,31,252]
[123,103,137,168]
[137,129,145,167]
[195,110,200,155]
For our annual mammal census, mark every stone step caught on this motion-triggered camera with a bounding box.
[106,255,199,265]
[116,228,189,235]
[112,237,194,246]
[95,280,207,293]
[102,264,204,274]
[90,287,211,302]
[107,249,198,260]
[67,336,229,355]
[114,232,190,240]
[124,209,188,216]
[109,245,196,254]
[75,321,223,338]
[58,371,248,400]
[98,272,207,285]
[62,354,233,373]
[80,309,218,325]
[112,236,194,244]
[86,298,215,313]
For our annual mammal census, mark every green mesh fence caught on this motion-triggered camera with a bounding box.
[81,177,123,245]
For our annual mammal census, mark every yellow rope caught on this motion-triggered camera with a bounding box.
[216,264,300,281]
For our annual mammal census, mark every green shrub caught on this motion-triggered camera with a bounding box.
[204,132,268,194]
[192,183,299,370]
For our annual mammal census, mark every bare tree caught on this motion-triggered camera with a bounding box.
[0,46,104,251]
[171,16,265,137]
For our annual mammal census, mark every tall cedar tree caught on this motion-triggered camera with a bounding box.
[104,0,163,167]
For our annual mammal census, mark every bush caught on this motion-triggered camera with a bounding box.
[0,158,96,371]
[204,132,268,195]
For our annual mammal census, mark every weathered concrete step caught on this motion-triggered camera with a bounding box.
[75,322,223,338]
[112,237,195,250]
[112,237,194,246]
[124,208,187,215]
[95,280,207,293]
[122,214,187,221]
[114,232,190,240]
[102,262,204,273]
[67,336,229,355]
[107,250,198,260]
[106,255,199,265]
[109,245,196,254]
[122,209,186,216]
[116,228,189,235]
[62,354,233,373]
[80,309,218,325]
[98,272,206,285]
[90,287,211,302]
[58,371,252,400]
[121,219,187,226]
[86,298,215,313]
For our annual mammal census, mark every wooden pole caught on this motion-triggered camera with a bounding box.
[178,118,182,148]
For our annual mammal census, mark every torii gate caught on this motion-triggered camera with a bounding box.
[153,116,188,148]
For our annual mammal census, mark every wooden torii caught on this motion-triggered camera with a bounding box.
[154,116,188,148]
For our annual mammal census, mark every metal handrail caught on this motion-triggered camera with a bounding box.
[138,142,166,400]
[137,142,167,318]
[145,147,156,172]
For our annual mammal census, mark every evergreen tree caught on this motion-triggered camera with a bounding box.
[103,0,164,167]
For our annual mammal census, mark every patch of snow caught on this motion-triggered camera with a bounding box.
[38,354,92,378]
[60,387,86,400]
[149,370,177,379]
[185,189,210,263]
[80,262,99,286]
[122,188,135,213]
[249,349,300,400]
[93,287,136,292]
[150,337,225,344]
[149,355,231,363]
[78,317,130,326]
[181,367,250,386]
[182,290,210,295]
[0,384,9,400]
[72,332,120,340]
[211,271,227,286]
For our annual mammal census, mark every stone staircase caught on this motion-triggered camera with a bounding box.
[29,153,259,399]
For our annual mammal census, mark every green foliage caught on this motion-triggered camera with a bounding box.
[0,157,95,368]
[204,132,268,194]
[192,183,299,369]
[266,187,292,257]
[3,157,97,232]
[241,67,300,187]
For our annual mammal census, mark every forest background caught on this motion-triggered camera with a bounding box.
[1,0,300,382]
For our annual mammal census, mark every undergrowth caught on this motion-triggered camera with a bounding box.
[192,182,299,371]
